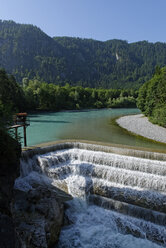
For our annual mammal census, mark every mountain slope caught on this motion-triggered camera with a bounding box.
[1,20,166,88]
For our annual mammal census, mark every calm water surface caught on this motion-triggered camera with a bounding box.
[22,108,166,150]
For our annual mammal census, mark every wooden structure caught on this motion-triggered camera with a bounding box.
[9,113,30,146]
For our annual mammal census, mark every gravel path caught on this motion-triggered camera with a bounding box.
[116,114,166,144]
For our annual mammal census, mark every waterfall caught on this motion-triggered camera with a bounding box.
[15,142,166,247]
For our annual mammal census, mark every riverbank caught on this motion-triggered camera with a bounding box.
[117,114,166,144]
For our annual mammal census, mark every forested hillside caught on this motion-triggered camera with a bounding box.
[137,66,166,127]
[1,20,166,88]
[0,69,137,112]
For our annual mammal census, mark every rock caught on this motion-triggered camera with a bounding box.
[12,183,72,248]
[0,132,21,215]
[0,130,21,248]
[0,214,22,248]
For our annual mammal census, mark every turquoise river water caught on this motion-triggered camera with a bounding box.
[21,108,166,150]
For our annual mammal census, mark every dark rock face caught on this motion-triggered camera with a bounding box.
[12,184,72,248]
[0,214,21,248]
[0,131,21,215]
[0,130,73,247]
[0,131,21,248]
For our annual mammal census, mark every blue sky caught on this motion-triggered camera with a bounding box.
[0,0,166,43]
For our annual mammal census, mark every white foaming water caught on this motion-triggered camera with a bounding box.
[57,200,162,248]
[38,148,166,176]
[15,147,166,247]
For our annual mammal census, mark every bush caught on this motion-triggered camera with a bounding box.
[150,106,166,127]
[137,66,166,127]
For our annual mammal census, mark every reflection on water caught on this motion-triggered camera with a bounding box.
[20,108,166,151]
[30,120,71,124]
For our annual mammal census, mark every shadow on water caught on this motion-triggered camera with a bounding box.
[28,109,100,118]
[30,119,71,124]
[28,114,40,118]
[28,112,59,117]
[61,109,104,113]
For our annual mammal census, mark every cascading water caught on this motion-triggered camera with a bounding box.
[15,142,166,247]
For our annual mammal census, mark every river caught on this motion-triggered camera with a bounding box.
[22,108,166,151]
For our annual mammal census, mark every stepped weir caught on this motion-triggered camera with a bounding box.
[15,142,166,247]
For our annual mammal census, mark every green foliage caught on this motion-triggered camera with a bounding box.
[1,21,166,89]
[137,81,149,113]
[0,69,138,117]
[0,69,25,126]
[0,69,22,163]
[137,66,166,127]
[22,79,138,111]
[150,106,166,127]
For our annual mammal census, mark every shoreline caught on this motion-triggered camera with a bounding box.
[116,114,166,144]
[22,139,166,156]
